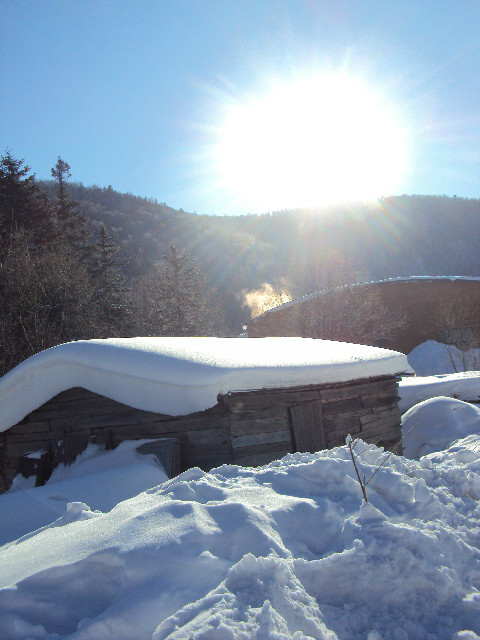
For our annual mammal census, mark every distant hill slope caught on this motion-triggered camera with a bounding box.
[38,182,480,334]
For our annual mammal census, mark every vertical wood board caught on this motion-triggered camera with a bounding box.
[289,400,326,453]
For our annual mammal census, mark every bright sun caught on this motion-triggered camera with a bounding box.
[213,74,409,211]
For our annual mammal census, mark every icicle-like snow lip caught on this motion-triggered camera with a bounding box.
[0,337,411,431]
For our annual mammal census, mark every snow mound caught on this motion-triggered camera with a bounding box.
[0,440,168,545]
[402,396,480,458]
[1,442,480,639]
[399,371,480,413]
[408,340,480,376]
[0,337,411,432]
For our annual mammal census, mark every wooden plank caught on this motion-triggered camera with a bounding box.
[289,400,326,453]
[360,416,401,438]
[228,405,288,421]
[361,394,399,409]
[7,421,50,435]
[232,441,291,459]
[183,428,230,446]
[5,432,63,445]
[324,408,371,421]
[229,415,290,437]
[53,411,229,432]
[324,414,363,433]
[224,390,320,413]
[360,407,400,426]
[320,379,397,403]
[234,450,290,467]
[322,396,363,415]
[91,416,229,438]
[326,423,362,442]
[231,430,292,449]
[360,429,402,445]
[182,443,234,469]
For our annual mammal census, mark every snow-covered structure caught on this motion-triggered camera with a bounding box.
[0,337,410,492]
[246,276,480,353]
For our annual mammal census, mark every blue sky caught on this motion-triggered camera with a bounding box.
[2,1,480,215]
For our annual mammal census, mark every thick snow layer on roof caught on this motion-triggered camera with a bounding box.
[0,337,410,432]
[399,371,480,413]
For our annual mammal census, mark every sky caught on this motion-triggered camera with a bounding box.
[2,0,480,215]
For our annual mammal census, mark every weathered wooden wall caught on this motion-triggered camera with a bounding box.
[224,376,401,467]
[0,388,233,492]
[0,375,401,492]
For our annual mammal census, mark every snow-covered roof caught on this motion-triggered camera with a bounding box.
[248,275,480,322]
[0,337,410,432]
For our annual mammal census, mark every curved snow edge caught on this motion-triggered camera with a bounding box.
[0,337,411,432]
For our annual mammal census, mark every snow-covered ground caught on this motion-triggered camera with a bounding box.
[1,437,480,639]
[2,339,480,639]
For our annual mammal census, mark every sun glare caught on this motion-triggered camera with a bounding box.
[212,74,409,211]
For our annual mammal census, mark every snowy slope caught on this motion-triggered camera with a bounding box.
[1,440,480,639]
[0,337,410,432]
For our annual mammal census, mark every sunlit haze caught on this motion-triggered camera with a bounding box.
[212,74,409,210]
[2,1,480,214]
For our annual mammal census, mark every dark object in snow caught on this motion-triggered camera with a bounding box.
[136,438,181,478]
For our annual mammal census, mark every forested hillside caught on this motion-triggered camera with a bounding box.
[41,179,480,314]
[2,151,480,374]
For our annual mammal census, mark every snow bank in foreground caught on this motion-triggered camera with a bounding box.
[408,340,480,376]
[399,371,480,413]
[1,441,480,639]
[402,396,480,458]
[0,337,410,432]
[0,441,168,545]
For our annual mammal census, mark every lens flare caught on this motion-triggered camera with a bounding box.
[212,73,409,211]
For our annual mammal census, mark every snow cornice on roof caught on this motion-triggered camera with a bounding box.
[0,337,411,432]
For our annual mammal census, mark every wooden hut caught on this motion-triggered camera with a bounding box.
[0,337,410,492]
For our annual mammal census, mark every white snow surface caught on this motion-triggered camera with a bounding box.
[0,337,410,432]
[0,440,168,546]
[402,396,480,458]
[408,340,480,376]
[1,439,480,639]
[399,371,480,413]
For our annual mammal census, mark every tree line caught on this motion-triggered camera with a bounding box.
[0,152,213,375]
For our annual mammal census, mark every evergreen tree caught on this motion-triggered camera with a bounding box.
[51,156,89,251]
[133,243,213,336]
[89,223,129,335]
[0,151,55,249]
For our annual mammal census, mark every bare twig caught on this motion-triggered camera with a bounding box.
[349,439,368,502]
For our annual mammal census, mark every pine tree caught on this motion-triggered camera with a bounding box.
[0,151,55,249]
[51,156,89,251]
[89,223,129,335]
[133,243,213,336]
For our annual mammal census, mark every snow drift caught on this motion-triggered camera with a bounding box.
[1,440,479,639]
